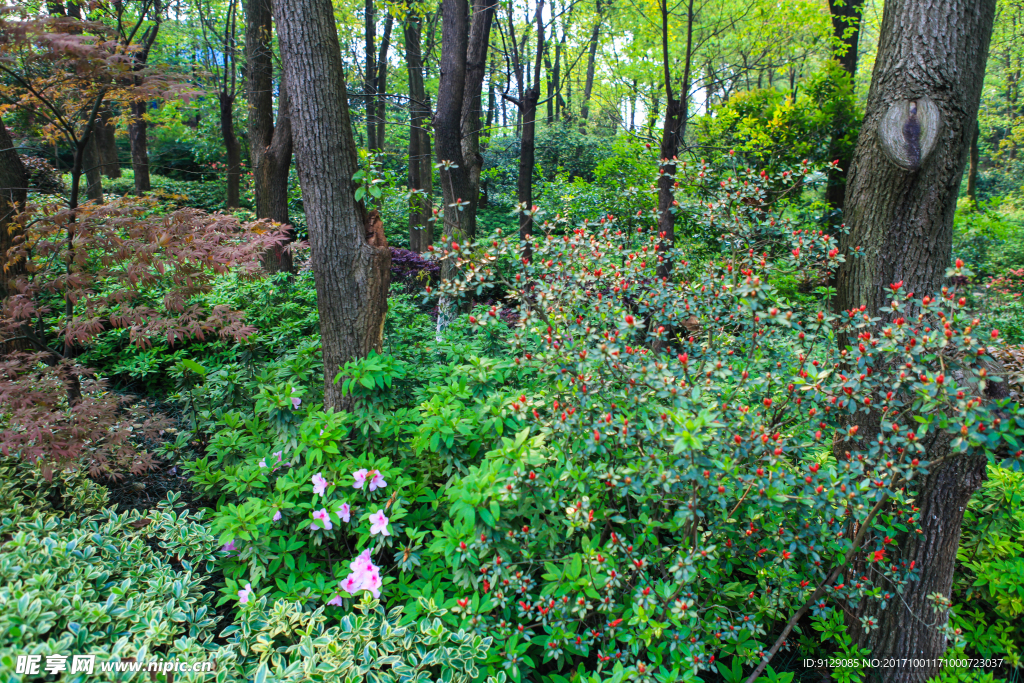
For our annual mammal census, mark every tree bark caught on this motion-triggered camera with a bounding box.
[220,91,241,209]
[824,0,865,210]
[274,0,391,410]
[0,115,27,301]
[405,14,433,252]
[836,0,997,676]
[245,0,294,271]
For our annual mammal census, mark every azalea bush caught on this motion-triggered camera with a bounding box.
[400,159,1024,682]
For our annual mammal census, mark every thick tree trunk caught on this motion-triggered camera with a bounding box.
[0,116,27,301]
[220,92,241,209]
[405,15,433,252]
[824,0,865,211]
[245,0,294,272]
[274,0,391,410]
[435,0,475,256]
[836,0,997,676]
[96,105,121,178]
[129,98,151,193]
[461,0,496,218]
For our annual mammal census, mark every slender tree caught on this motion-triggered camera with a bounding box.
[273,0,392,410]
[823,0,865,210]
[834,0,997,676]
[126,1,162,195]
[245,0,294,271]
[404,8,433,252]
[0,115,27,302]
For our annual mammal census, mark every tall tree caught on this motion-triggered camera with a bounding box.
[274,0,392,410]
[835,0,997,675]
[373,12,394,150]
[823,0,865,210]
[460,0,496,219]
[579,0,604,125]
[405,8,433,252]
[126,1,162,195]
[364,0,377,150]
[0,115,27,301]
[245,0,294,271]
[199,0,243,209]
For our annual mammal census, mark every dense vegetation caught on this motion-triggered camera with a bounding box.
[2,0,1024,681]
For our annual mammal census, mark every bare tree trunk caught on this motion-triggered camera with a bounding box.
[579,0,602,124]
[274,0,392,410]
[461,0,496,219]
[824,0,865,210]
[405,14,433,252]
[220,92,241,209]
[836,0,997,676]
[0,115,27,301]
[656,0,693,271]
[129,98,151,193]
[245,0,294,272]
[365,0,377,150]
[82,134,104,203]
[373,14,394,151]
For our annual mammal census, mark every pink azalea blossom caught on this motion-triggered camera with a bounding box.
[337,503,351,522]
[340,551,383,598]
[291,396,302,409]
[258,458,267,468]
[311,473,329,496]
[368,471,387,491]
[340,574,362,594]
[369,510,390,537]
[222,540,236,553]
[272,509,282,522]
[311,508,333,531]
[326,595,344,606]
[352,468,369,489]
[362,567,382,598]
[238,583,253,605]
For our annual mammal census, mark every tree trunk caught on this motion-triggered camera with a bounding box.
[82,133,105,203]
[655,0,693,266]
[435,0,475,256]
[96,105,121,178]
[824,0,865,211]
[967,122,979,204]
[245,0,294,272]
[274,0,391,410]
[405,14,433,252]
[373,14,394,151]
[836,0,997,676]
[129,98,151,193]
[460,0,496,220]
[220,91,241,209]
[0,115,27,301]
[518,86,539,248]
[579,1,602,124]
[364,0,377,150]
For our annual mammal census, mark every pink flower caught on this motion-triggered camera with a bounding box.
[272,509,282,522]
[369,510,390,537]
[292,397,302,409]
[337,503,351,523]
[326,595,344,606]
[362,567,383,598]
[368,470,387,491]
[311,508,333,531]
[340,574,363,594]
[311,473,329,496]
[222,540,236,553]
[273,451,283,462]
[238,583,253,605]
[258,458,267,468]
[340,550,383,598]
[349,549,374,577]
[353,468,369,489]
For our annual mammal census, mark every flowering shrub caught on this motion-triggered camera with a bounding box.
[407,159,1024,681]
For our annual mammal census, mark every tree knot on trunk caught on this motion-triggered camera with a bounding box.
[365,209,388,249]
